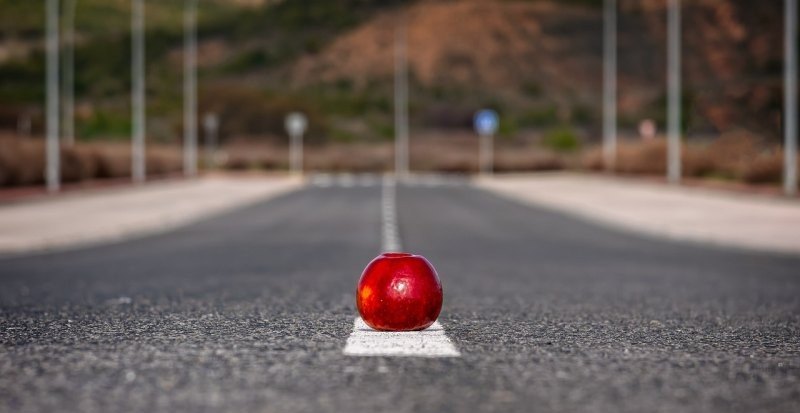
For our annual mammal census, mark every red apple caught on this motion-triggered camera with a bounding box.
[356,252,443,331]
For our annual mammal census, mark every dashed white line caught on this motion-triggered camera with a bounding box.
[339,173,356,187]
[343,174,461,358]
[309,174,333,187]
[343,317,461,357]
[381,175,402,252]
[309,173,465,188]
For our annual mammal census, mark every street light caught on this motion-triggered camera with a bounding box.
[203,112,219,167]
[394,17,409,179]
[666,0,682,184]
[132,0,146,183]
[62,0,77,147]
[45,0,60,192]
[285,112,307,175]
[785,0,797,196]
[183,0,198,177]
[602,0,617,172]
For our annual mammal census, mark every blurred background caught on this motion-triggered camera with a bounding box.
[0,0,796,188]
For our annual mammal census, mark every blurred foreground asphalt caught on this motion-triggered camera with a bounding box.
[1,176,799,412]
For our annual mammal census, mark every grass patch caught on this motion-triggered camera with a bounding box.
[542,126,580,152]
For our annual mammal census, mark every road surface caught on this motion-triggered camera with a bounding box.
[1,176,799,412]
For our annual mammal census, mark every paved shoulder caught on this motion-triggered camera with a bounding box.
[399,182,800,413]
[0,175,302,254]
[477,173,800,254]
[0,184,383,412]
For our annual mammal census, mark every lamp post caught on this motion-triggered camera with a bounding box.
[62,0,77,147]
[394,17,409,179]
[785,0,798,196]
[183,0,198,177]
[45,0,60,192]
[132,0,146,183]
[602,0,617,172]
[666,0,682,184]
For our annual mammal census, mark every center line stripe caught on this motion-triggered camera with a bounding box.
[343,317,461,357]
[343,175,461,358]
[381,175,402,252]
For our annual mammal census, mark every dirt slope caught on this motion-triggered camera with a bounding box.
[290,0,786,137]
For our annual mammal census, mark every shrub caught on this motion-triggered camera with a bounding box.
[518,105,559,128]
[542,126,580,152]
[0,134,181,187]
[741,151,783,184]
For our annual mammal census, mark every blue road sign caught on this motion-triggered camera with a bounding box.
[474,109,499,136]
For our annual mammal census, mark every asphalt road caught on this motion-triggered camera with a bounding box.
[1,177,799,412]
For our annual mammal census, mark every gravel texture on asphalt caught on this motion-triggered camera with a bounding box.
[1,181,799,412]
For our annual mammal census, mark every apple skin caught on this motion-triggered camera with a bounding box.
[356,252,443,331]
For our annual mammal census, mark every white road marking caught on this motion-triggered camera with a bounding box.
[338,173,356,187]
[343,175,461,358]
[309,174,333,187]
[381,175,402,252]
[309,173,463,188]
[343,317,461,357]
[359,173,378,187]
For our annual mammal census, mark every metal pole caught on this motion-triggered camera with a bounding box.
[290,132,303,175]
[132,0,146,183]
[785,0,798,196]
[46,0,60,192]
[667,0,682,184]
[204,114,218,167]
[480,134,493,176]
[602,0,617,172]
[183,0,197,177]
[62,0,77,147]
[394,18,409,179]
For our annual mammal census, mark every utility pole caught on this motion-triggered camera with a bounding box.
[667,0,682,184]
[183,0,198,177]
[394,17,409,179]
[46,0,60,192]
[785,0,798,196]
[602,0,617,172]
[62,0,77,147]
[203,113,219,168]
[132,0,146,183]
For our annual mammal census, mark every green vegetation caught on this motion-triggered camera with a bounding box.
[517,105,559,128]
[330,127,357,143]
[220,50,276,74]
[0,56,44,102]
[366,117,394,140]
[542,126,580,152]
[498,117,518,138]
[0,0,232,36]
[78,110,132,140]
[0,0,406,141]
[521,81,542,98]
[503,0,602,7]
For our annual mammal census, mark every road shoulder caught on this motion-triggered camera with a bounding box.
[476,172,800,255]
[0,175,303,255]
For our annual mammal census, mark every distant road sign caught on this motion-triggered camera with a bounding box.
[203,113,219,132]
[474,109,499,137]
[285,112,308,137]
[285,112,307,175]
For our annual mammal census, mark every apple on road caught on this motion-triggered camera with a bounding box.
[356,252,443,331]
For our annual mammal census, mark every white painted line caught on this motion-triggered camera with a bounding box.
[343,317,461,357]
[310,174,333,187]
[343,175,461,358]
[381,175,402,252]
[339,173,356,187]
[359,174,378,187]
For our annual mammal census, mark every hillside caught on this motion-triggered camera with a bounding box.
[287,0,786,139]
[0,0,790,145]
